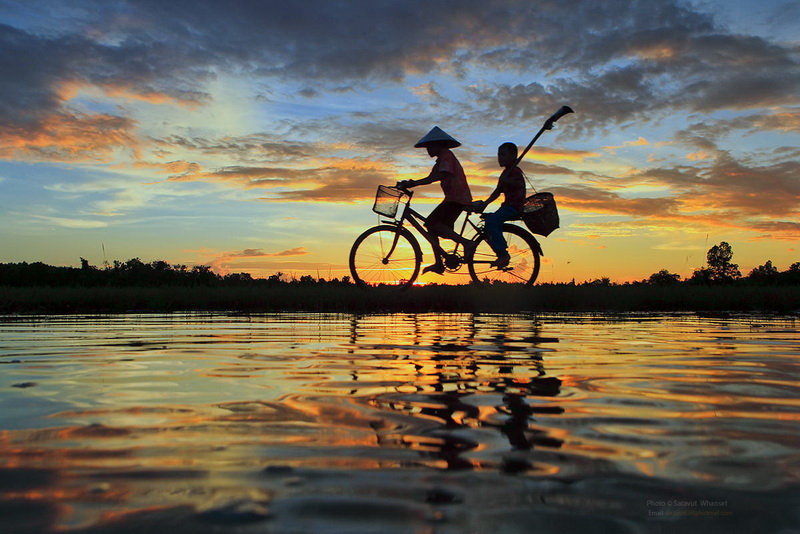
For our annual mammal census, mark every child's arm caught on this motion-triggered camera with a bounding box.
[474,171,506,212]
[482,184,502,207]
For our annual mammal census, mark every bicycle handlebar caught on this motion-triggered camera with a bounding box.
[392,184,415,202]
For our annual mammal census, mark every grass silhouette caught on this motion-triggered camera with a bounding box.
[1,258,798,314]
[1,283,798,314]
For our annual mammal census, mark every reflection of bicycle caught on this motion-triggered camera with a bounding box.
[349,185,543,288]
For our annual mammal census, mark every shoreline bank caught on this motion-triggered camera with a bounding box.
[2,284,798,315]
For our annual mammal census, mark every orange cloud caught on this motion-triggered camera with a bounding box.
[551,175,800,242]
[526,146,599,163]
[686,151,711,161]
[603,137,650,153]
[550,185,680,217]
[754,110,800,132]
[132,160,202,180]
[231,247,308,258]
[55,79,205,108]
[0,112,140,162]
[632,44,679,61]
[205,247,311,275]
[164,158,396,202]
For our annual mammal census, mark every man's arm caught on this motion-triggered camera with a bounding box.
[399,170,451,188]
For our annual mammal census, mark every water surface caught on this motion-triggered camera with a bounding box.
[1,313,798,533]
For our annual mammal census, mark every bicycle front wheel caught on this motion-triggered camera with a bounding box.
[350,225,422,289]
[467,224,541,286]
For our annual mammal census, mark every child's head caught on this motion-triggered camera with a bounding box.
[498,142,518,167]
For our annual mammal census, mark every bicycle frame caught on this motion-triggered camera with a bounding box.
[380,189,487,264]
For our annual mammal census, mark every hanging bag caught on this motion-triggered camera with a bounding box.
[522,191,559,236]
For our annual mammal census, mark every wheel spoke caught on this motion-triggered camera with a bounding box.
[350,226,421,288]
[467,224,540,286]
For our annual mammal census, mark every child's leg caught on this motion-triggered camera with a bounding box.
[484,205,520,256]
[484,212,507,254]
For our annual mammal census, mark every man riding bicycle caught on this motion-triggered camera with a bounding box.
[397,126,474,275]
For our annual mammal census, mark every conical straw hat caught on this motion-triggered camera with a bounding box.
[414,126,461,148]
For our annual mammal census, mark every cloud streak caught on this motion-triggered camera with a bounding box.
[3,1,798,136]
[205,246,311,274]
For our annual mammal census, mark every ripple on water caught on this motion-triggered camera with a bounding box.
[0,312,798,532]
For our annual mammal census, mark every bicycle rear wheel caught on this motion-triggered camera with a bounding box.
[467,224,541,286]
[350,225,422,289]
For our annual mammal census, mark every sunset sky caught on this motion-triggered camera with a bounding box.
[1,0,798,284]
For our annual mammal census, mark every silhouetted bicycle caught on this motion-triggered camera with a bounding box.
[349,185,543,288]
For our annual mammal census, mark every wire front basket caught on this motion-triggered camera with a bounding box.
[372,185,408,219]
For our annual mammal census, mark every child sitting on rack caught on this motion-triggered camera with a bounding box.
[472,142,525,268]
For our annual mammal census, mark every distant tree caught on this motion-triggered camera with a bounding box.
[688,267,713,285]
[223,272,254,284]
[778,262,800,286]
[705,241,741,283]
[266,272,285,285]
[747,260,779,284]
[151,260,170,272]
[648,269,680,286]
[190,265,218,286]
[585,277,612,286]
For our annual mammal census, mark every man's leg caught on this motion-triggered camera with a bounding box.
[423,202,466,274]
[430,222,469,247]
[422,230,446,274]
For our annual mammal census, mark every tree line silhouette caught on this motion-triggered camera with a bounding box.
[645,241,799,287]
[0,257,351,287]
[0,242,797,288]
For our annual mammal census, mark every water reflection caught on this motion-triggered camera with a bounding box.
[357,315,564,473]
[0,312,798,533]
